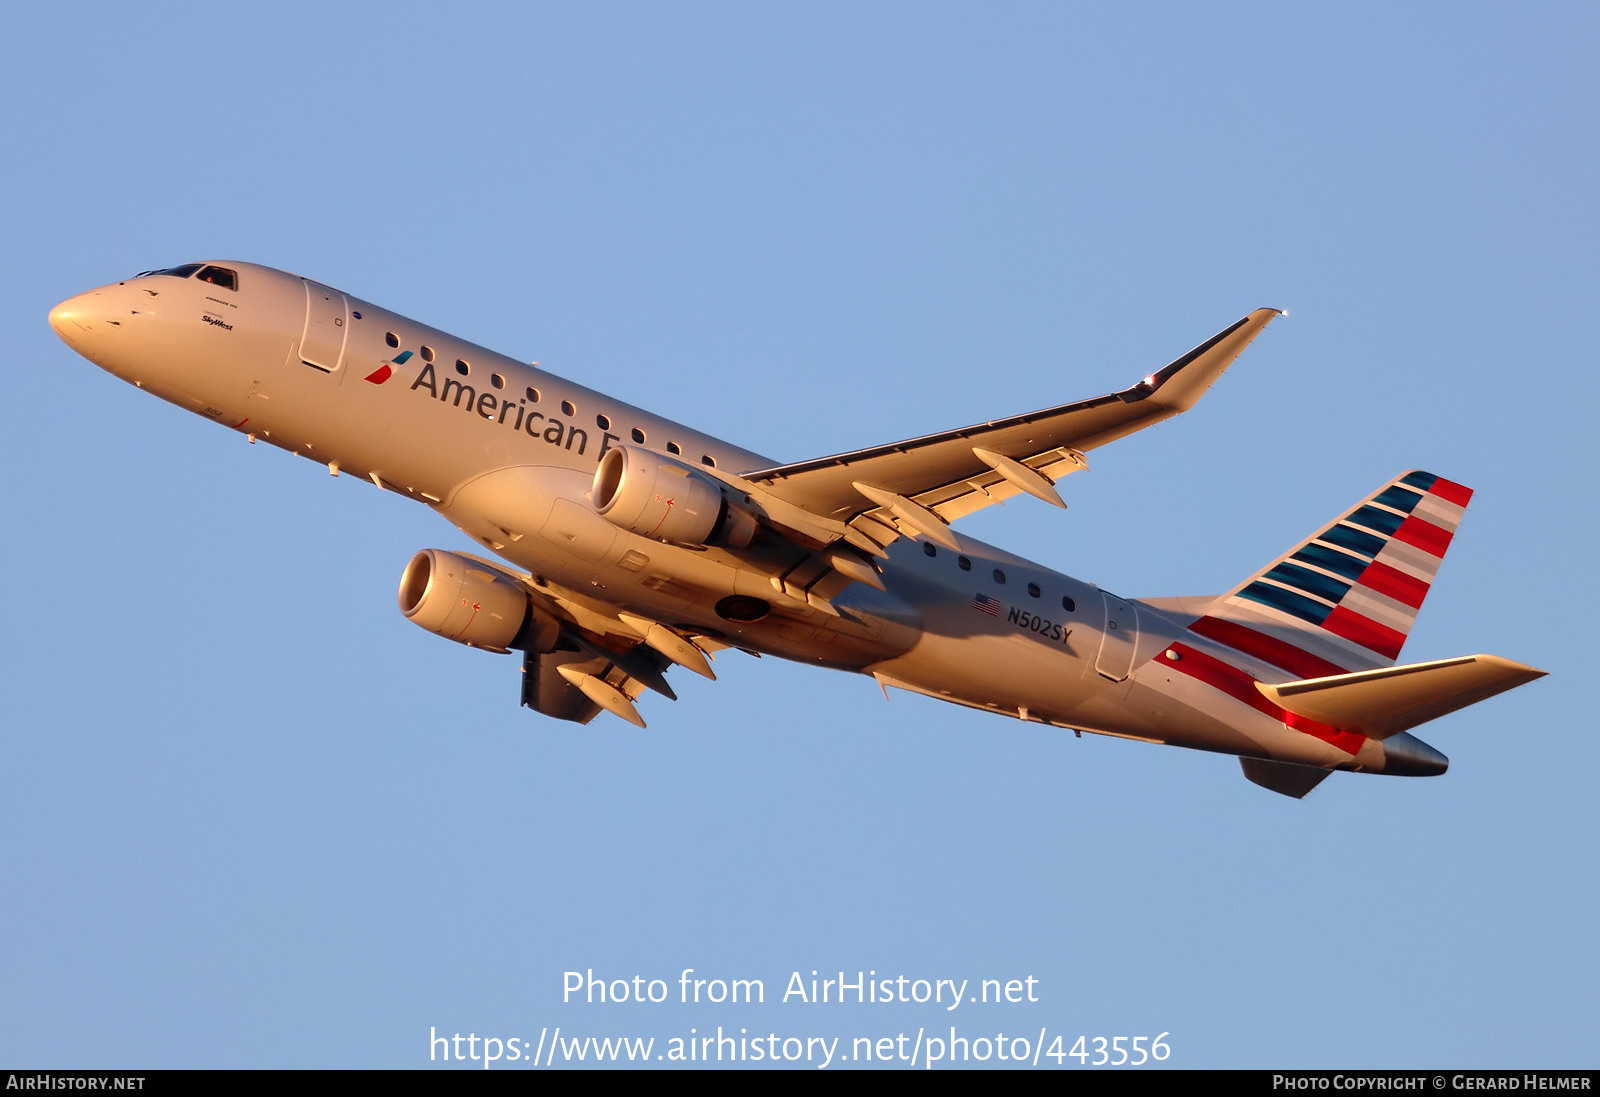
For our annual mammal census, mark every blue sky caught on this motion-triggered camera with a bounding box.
[2,2,1594,1069]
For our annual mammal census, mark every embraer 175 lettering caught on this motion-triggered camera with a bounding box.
[49,262,1544,797]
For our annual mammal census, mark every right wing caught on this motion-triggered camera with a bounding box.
[742,308,1280,555]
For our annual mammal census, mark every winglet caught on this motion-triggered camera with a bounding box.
[1124,308,1281,412]
[743,308,1281,538]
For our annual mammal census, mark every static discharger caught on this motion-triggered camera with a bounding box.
[827,548,886,591]
[971,447,1068,509]
[617,613,715,680]
[571,636,677,700]
[806,590,842,617]
[851,481,959,550]
[556,665,645,727]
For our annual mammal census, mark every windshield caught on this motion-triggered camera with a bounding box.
[132,263,204,279]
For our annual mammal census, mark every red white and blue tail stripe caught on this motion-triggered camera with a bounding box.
[1188,470,1472,676]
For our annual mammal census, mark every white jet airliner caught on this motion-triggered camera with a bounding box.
[49,262,1544,797]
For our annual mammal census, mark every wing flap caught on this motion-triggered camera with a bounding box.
[521,636,675,727]
[521,645,608,724]
[448,554,715,727]
[1256,654,1546,740]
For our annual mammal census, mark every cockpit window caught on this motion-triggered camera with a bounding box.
[196,265,238,290]
[134,263,203,279]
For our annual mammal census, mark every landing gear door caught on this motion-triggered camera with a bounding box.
[1095,591,1140,682]
[300,279,349,373]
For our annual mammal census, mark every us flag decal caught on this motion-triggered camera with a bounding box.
[972,593,1002,617]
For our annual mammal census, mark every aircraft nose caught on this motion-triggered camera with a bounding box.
[49,292,99,345]
[49,297,80,337]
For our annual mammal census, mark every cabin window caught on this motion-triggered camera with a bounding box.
[526,386,540,403]
[631,428,646,444]
[455,359,470,376]
[957,556,972,571]
[1061,595,1076,613]
[596,413,611,430]
[385,332,400,349]
[922,543,937,557]
[561,399,576,417]
[702,455,716,468]
[667,441,681,455]
[993,569,1006,584]
[491,373,505,390]
[196,265,238,290]
[420,345,435,363]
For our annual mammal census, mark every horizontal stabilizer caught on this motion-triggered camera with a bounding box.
[1256,655,1546,740]
[1240,757,1333,798]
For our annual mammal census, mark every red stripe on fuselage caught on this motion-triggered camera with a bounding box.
[1165,642,1367,756]
[1428,477,1473,507]
[1321,605,1406,659]
[1356,559,1430,609]
[1187,616,1349,678]
[1393,514,1453,558]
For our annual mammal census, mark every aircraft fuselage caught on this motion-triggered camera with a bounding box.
[51,261,1504,787]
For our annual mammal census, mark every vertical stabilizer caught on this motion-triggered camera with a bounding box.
[1188,471,1473,677]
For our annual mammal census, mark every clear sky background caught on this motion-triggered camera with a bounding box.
[2,2,1594,1070]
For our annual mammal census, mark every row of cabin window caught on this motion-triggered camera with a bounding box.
[921,542,1077,612]
[381,330,717,467]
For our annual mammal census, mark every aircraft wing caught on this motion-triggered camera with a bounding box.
[521,642,671,727]
[743,309,1279,553]
[451,552,724,727]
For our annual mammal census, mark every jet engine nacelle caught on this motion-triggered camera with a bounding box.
[591,445,757,548]
[398,549,530,652]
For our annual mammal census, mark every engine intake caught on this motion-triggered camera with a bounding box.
[398,549,531,652]
[592,445,756,548]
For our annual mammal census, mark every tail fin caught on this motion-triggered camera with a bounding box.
[1188,471,1473,677]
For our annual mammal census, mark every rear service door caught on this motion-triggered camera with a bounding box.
[1095,591,1141,681]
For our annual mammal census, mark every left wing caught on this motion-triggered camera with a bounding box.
[521,641,674,728]
[742,309,1279,555]
[450,552,724,728]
